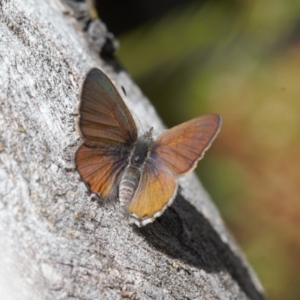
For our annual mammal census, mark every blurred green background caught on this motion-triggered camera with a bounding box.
[96,0,300,299]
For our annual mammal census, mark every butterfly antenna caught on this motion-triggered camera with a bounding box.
[122,86,145,133]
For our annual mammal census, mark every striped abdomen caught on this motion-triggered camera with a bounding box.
[119,167,140,207]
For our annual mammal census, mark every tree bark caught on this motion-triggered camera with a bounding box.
[0,1,266,299]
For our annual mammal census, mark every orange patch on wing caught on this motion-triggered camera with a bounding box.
[76,144,126,196]
[127,162,177,220]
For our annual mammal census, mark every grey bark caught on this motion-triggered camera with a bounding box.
[0,1,266,299]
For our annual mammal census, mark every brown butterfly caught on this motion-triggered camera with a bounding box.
[75,68,221,227]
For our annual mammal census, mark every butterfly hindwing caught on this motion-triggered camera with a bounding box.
[127,158,178,226]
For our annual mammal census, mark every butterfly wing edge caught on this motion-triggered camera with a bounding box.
[180,114,222,176]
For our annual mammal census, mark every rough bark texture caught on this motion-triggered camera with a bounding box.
[0,1,266,299]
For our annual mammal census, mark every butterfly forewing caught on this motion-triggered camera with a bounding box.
[76,69,137,197]
[78,68,137,145]
[151,114,221,175]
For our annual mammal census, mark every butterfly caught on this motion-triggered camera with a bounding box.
[75,68,221,227]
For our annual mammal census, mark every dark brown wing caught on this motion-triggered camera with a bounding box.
[76,68,137,196]
[151,114,221,175]
[78,68,137,145]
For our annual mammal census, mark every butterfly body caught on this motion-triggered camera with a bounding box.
[76,68,221,227]
[119,130,153,207]
[119,166,141,207]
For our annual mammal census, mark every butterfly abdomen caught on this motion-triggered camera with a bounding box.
[119,167,140,207]
[119,134,153,207]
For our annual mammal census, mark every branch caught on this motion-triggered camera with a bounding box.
[0,1,265,299]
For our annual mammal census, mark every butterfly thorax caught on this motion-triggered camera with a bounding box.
[119,130,154,207]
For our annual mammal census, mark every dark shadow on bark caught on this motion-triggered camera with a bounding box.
[134,194,265,300]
